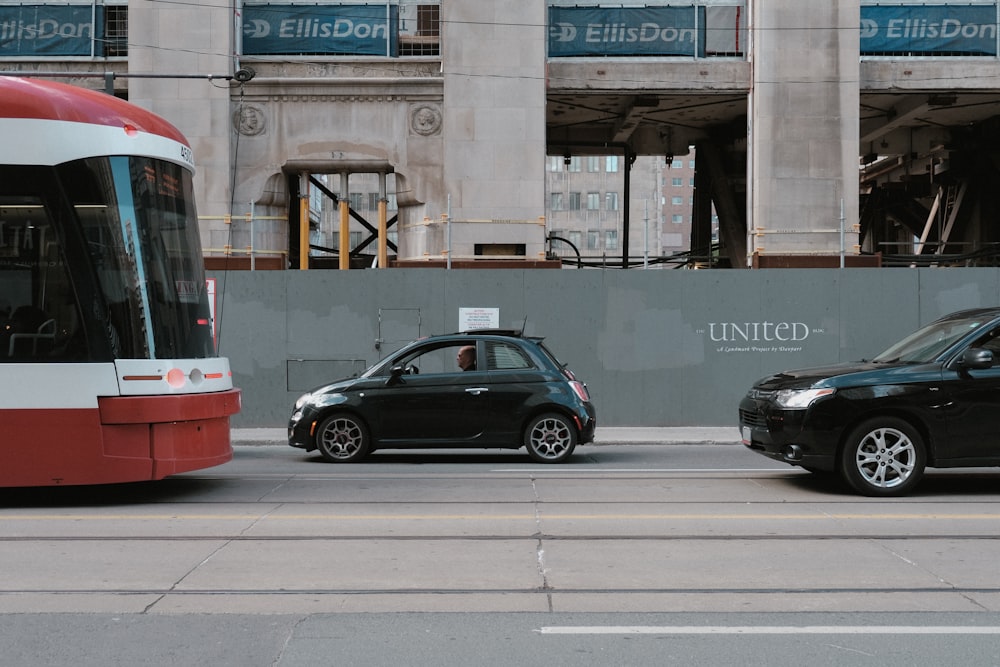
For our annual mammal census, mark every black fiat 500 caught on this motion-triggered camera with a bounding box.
[739,307,1000,496]
[289,330,596,463]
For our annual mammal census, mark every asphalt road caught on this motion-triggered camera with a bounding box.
[2,441,1000,666]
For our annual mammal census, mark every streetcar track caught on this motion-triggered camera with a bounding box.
[1,586,998,595]
[1,534,999,541]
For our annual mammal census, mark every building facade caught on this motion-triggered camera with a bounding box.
[4,1,1000,268]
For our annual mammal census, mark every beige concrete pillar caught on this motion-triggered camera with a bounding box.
[749,0,861,263]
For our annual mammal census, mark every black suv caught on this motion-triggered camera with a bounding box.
[740,308,1000,496]
[289,330,596,463]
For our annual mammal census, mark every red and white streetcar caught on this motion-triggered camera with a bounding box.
[0,76,240,486]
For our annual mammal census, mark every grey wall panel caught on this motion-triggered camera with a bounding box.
[209,268,1000,429]
[287,359,368,392]
[286,271,380,359]
[836,269,920,362]
[917,268,1000,323]
[211,271,289,426]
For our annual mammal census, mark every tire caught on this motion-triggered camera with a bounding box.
[524,413,577,463]
[839,417,925,497]
[315,413,370,463]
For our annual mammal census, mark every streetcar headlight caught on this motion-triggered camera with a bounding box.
[775,388,835,409]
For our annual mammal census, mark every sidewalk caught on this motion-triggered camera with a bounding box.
[231,426,739,446]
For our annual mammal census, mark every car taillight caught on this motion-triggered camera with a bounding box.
[569,380,590,402]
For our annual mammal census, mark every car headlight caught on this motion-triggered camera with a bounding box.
[775,387,835,409]
[294,392,312,410]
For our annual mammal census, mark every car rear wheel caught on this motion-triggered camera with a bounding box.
[839,417,925,497]
[315,414,370,463]
[525,413,577,463]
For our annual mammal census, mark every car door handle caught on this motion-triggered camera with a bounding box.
[465,387,489,396]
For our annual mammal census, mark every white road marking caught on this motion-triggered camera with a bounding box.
[538,626,1000,635]
[491,469,788,473]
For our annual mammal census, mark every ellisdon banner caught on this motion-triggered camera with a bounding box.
[861,4,998,55]
[0,5,97,56]
[242,4,398,56]
[548,6,698,57]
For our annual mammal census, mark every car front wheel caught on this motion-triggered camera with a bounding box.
[315,413,370,463]
[524,413,577,463]
[839,417,925,497]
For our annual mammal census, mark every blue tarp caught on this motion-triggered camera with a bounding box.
[861,4,997,55]
[243,4,398,56]
[548,6,697,57]
[0,5,95,56]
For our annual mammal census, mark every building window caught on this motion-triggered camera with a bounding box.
[349,193,364,210]
[672,177,683,187]
[689,160,696,168]
[587,230,599,250]
[606,156,618,173]
[605,230,618,250]
[567,157,581,173]
[105,5,128,57]
[587,156,600,172]
[551,192,564,211]
[547,156,562,172]
[568,230,582,249]
[367,193,380,210]
[586,192,600,210]
[671,158,682,169]
[672,214,684,224]
[399,3,440,56]
[671,196,683,205]
[569,192,581,210]
[309,186,324,210]
[605,192,619,211]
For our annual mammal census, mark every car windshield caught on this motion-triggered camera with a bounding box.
[872,316,991,363]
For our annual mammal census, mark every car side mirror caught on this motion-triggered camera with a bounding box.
[959,348,994,370]
[387,365,406,386]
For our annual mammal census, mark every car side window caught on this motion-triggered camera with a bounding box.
[486,341,535,371]
[974,328,1000,366]
[397,342,475,375]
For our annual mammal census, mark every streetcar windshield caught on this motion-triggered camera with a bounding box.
[61,156,215,359]
[0,157,214,362]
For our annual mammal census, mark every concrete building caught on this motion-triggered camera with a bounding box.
[4,1,1000,269]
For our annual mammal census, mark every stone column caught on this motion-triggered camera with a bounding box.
[440,1,547,257]
[126,0,235,256]
[749,0,860,264]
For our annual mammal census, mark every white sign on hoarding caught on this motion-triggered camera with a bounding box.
[459,307,499,331]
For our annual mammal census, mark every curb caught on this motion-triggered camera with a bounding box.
[230,427,739,446]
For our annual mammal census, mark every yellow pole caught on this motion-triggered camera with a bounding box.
[299,187,309,271]
[339,199,350,270]
[378,199,388,268]
[339,173,350,270]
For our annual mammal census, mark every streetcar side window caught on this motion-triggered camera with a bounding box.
[59,158,148,359]
[0,195,86,361]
